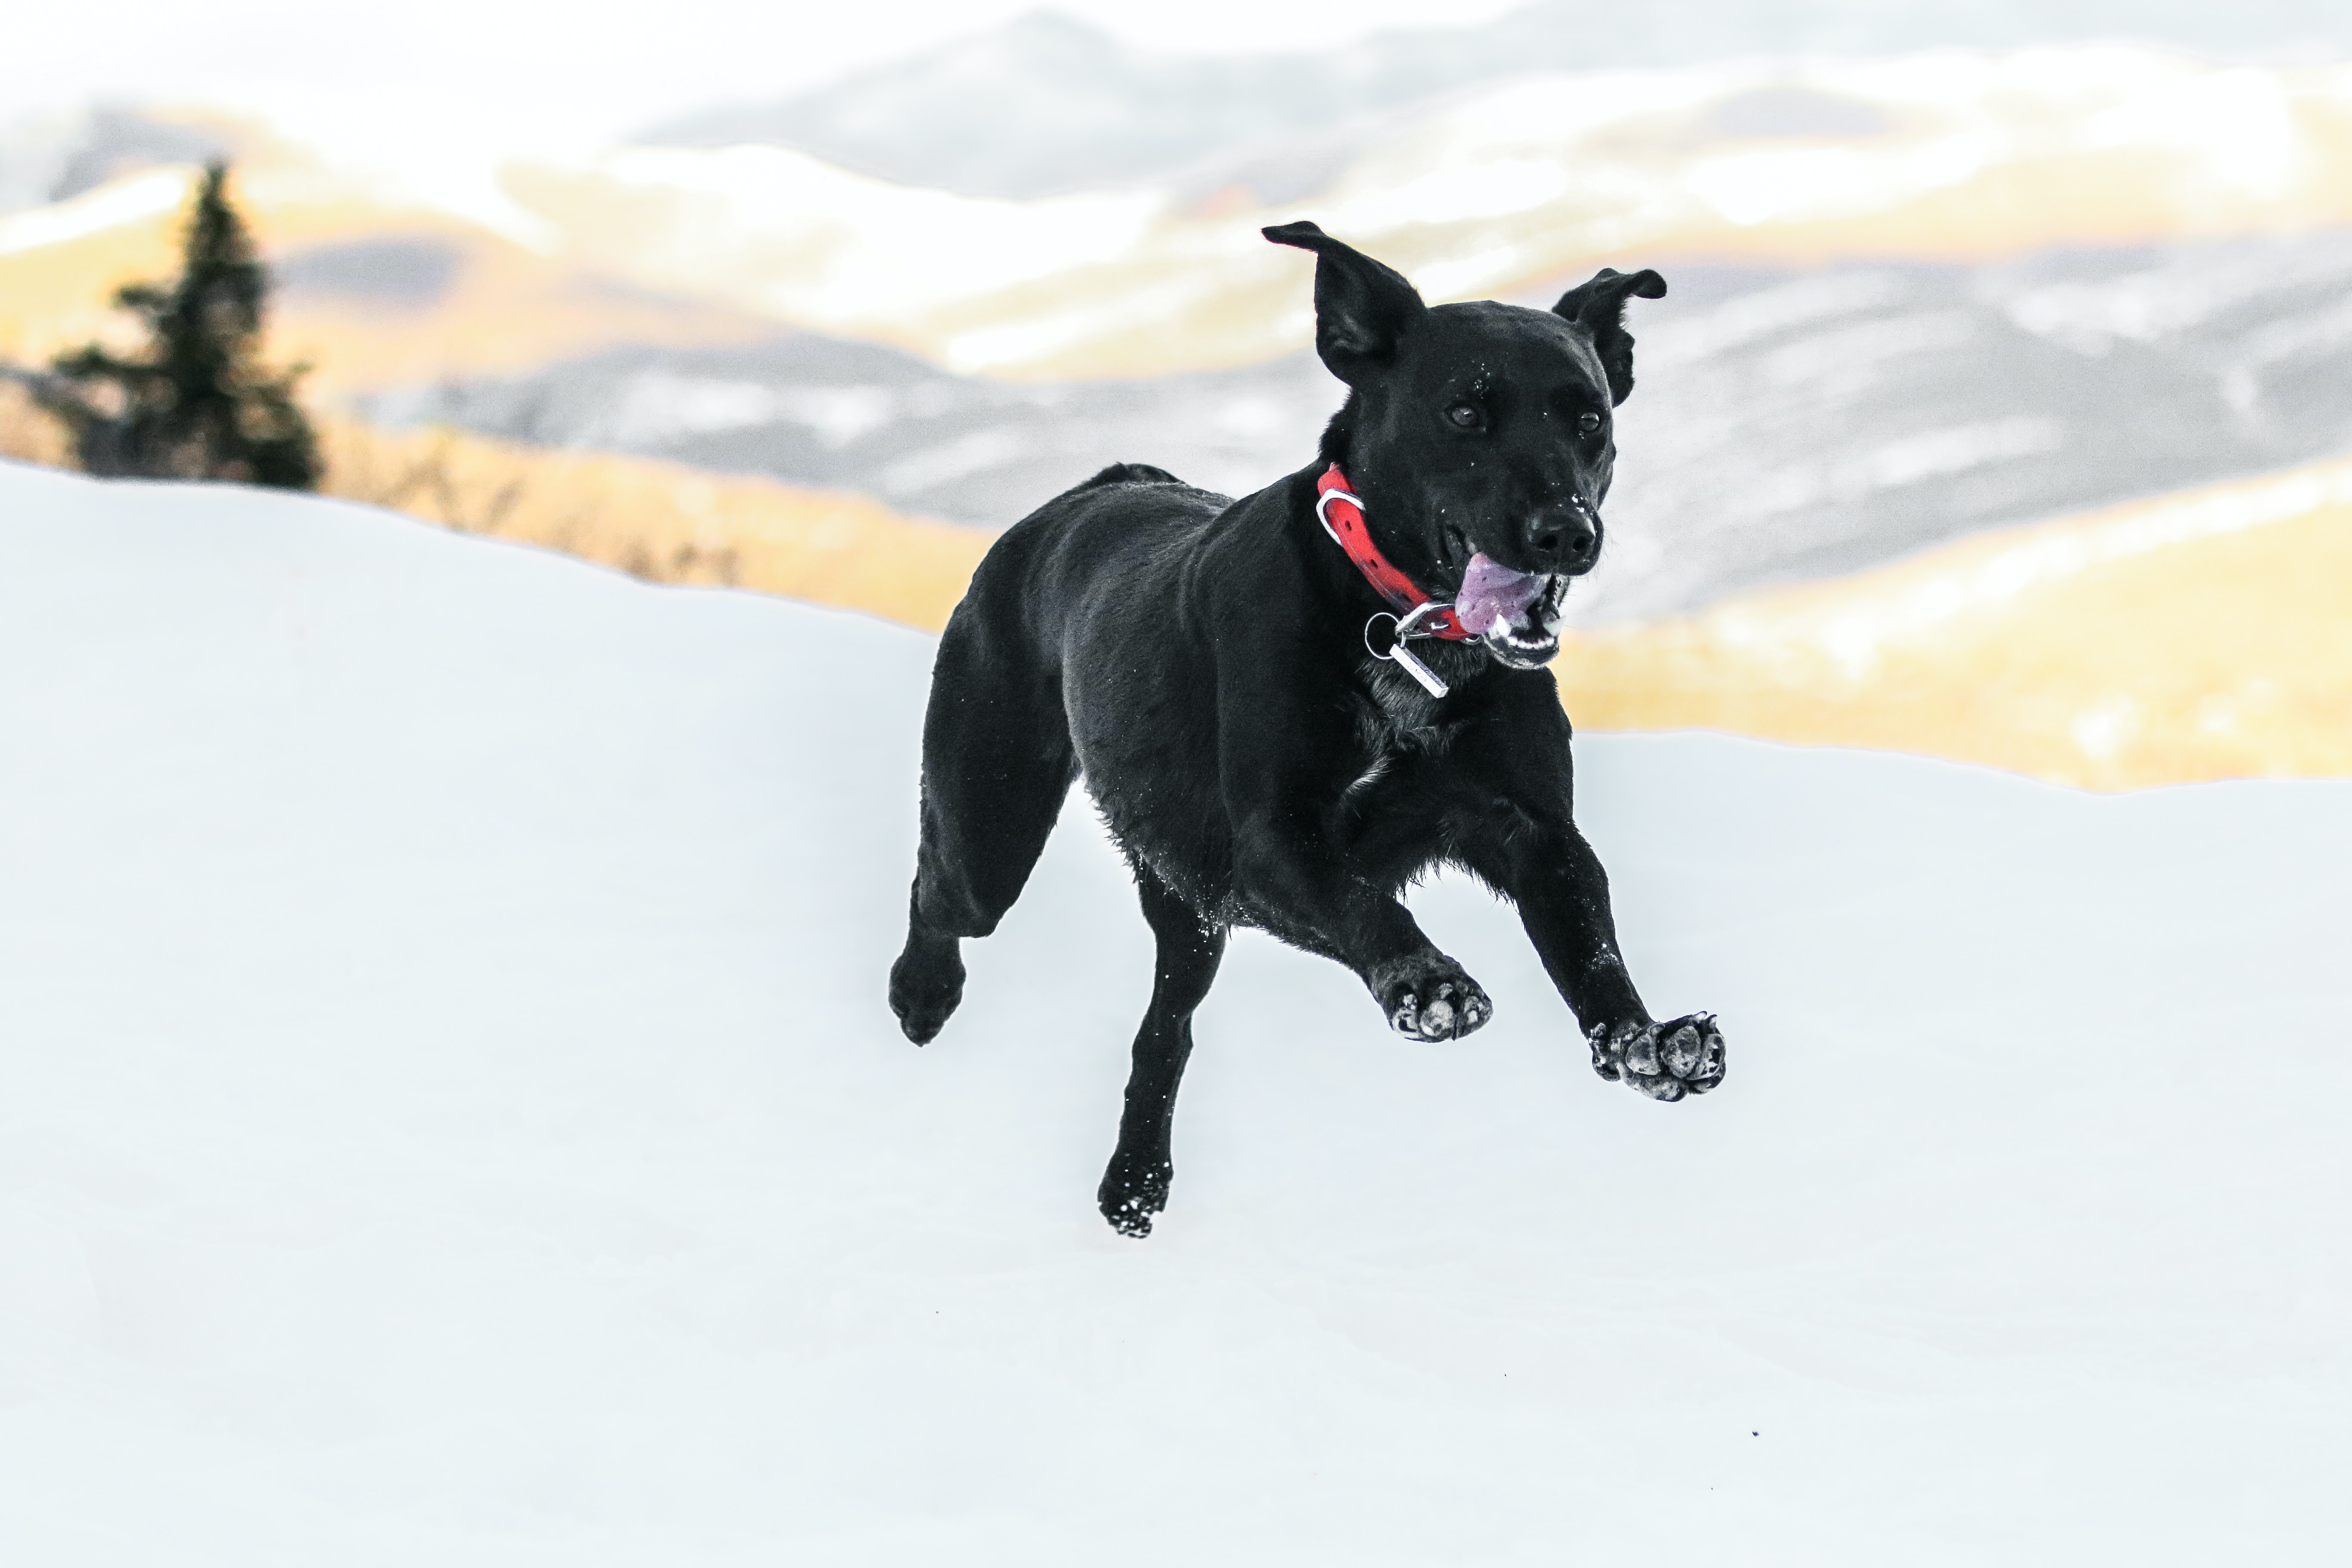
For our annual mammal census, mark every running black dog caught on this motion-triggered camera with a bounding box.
[891,222,1725,1236]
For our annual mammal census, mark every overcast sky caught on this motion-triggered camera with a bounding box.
[6,0,1525,154]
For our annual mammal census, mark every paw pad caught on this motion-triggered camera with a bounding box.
[1381,966,1493,1042]
[1102,1197,1156,1238]
[1589,1014,1724,1101]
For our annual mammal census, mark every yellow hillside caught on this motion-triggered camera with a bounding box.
[317,422,993,631]
[8,371,2346,792]
[0,383,988,633]
[1556,459,2352,789]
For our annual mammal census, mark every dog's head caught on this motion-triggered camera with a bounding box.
[1266,220,1665,669]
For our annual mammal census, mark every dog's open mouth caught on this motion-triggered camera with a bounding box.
[1453,553,1567,668]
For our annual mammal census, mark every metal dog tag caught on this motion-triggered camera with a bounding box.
[1389,642,1449,698]
[1364,614,1450,698]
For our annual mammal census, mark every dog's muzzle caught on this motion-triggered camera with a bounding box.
[1455,553,1568,669]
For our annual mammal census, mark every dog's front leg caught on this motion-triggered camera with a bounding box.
[1230,814,1492,1042]
[1477,821,1725,1100]
[1444,688,1725,1099]
[1492,820,1644,1026]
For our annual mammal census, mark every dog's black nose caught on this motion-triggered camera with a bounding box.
[1528,502,1599,570]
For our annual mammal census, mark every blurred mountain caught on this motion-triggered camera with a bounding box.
[1596,235,2352,616]
[534,49,2352,381]
[1557,453,2352,787]
[360,332,1340,533]
[0,162,776,395]
[364,228,2352,623]
[10,36,2349,639]
[17,47,2349,395]
[0,106,236,215]
[639,4,2352,199]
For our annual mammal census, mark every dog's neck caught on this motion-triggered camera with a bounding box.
[1314,403,1453,593]
[1314,463,1471,642]
[1286,459,1494,704]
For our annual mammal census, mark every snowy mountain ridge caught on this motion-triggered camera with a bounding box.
[524,46,2352,382]
[642,3,2352,199]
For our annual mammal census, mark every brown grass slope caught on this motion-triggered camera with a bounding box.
[1,385,986,633]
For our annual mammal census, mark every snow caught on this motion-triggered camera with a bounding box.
[3,458,2349,1563]
[0,168,191,257]
[560,143,1167,329]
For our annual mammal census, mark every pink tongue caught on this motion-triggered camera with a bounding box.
[1452,553,1549,637]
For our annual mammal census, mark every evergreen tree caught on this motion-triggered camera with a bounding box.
[37,162,320,489]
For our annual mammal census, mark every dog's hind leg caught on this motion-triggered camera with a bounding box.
[1098,863,1227,1237]
[889,610,1076,1044]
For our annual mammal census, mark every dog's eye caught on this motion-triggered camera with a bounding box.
[1577,411,1603,435]
[1444,403,1482,429]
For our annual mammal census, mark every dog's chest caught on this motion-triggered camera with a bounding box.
[1339,659,1458,802]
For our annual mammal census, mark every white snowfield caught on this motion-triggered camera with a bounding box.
[3,459,2348,1565]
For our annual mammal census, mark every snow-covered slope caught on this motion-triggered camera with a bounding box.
[3,462,2349,1563]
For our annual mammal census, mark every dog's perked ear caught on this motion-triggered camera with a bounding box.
[1553,266,1668,406]
[1264,220,1428,384]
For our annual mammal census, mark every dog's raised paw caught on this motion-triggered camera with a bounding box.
[1589,1014,1724,1100]
[1372,956,1493,1042]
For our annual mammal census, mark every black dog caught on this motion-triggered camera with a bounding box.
[891,222,1724,1236]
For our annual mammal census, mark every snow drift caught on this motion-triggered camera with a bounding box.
[2,460,2348,1563]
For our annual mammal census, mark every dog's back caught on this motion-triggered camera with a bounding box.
[958,462,1227,655]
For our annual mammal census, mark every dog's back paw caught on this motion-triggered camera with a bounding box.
[1098,1152,1172,1238]
[888,931,966,1044]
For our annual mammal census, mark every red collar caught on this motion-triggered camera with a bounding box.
[1314,464,1470,641]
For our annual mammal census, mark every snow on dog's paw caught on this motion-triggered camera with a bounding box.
[1373,956,1492,1041]
[1588,1014,1724,1100]
[1097,1156,1172,1238]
